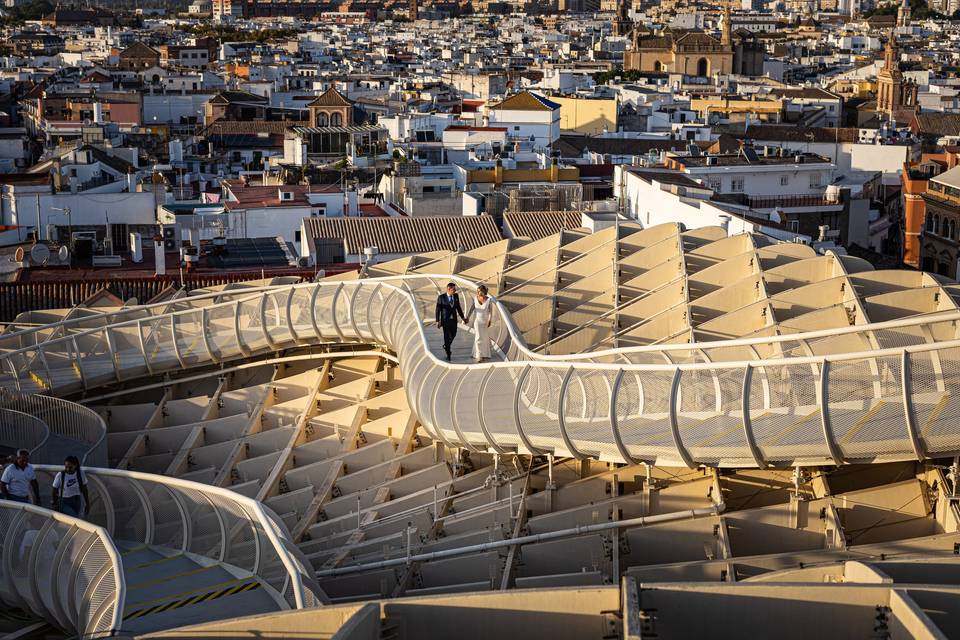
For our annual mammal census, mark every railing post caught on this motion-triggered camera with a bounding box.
[170,313,186,369]
[513,365,545,456]
[259,293,277,350]
[35,345,54,392]
[70,336,88,391]
[308,282,323,340]
[347,283,363,338]
[818,360,845,465]
[6,357,22,393]
[103,327,122,384]
[741,365,766,468]
[609,369,637,465]
[136,319,154,376]
[200,307,219,363]
[477,366,506,454]
[330,283,347,340]
[901,350,926,461]
[364,283,382,341]
[447,368,477,450]
[557,366,585,459]
[668,369,695,469]
[234,300,250,357]
[426,368,455,447]
[285,285,300,344]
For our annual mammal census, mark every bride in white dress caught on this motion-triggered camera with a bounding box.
[471,285,493,361]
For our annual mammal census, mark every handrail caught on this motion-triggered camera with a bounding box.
[0,392,108,467]
[2,272,960,365]
[31,464,323,610]
[0,499,125,639]
[0,407,49,457]
[1,275,960,467]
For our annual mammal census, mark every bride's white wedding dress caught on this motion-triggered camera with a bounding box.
[472,296,493,360]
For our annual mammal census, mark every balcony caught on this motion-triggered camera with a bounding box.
[745,194,840,210]
[925,186,960,208]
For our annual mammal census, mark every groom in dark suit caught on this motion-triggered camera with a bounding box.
[435,282,466,361]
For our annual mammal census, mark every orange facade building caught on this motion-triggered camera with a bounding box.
[901,149,960,271]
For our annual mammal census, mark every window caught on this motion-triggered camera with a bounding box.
[330,112,342,126]
[926,215,934,232]
[707,178,721,192]
[780,175,789,186]
[295,230,302,242]
[514,126,520,131]
[934,215,940,235]
[809,173,822,188]
[789,220,799,232]
[730,177,744,192]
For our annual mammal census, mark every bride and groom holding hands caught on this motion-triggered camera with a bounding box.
[434,282,493,363]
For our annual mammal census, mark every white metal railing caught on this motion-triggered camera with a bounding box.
[0,407,48,457]
[0,500,124,638]
[30,465,323,611]
[0,392,108,467]
[0,276,959,467]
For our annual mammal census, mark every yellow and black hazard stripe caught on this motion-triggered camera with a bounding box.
[123,580,262,621]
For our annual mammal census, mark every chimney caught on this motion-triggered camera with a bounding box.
[154,237,166,275]
[718,214,731,234]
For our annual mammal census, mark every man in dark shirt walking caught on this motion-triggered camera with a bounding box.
[435,282,466,361]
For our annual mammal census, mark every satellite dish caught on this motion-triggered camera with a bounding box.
[14,247,24,263]
[58,246,69,262]
[30,244,50,266]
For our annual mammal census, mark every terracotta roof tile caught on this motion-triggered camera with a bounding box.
[303,215,502,255]
[307,88,352,107]
[503,211,582,240]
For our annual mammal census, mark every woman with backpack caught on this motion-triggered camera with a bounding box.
[51,456,90,518]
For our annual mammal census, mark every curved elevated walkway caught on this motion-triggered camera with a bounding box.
[0,465,323,638]
[0,275,958,468]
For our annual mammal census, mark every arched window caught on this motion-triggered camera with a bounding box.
[942,217,949,237]
[654,61,663,72]
[697,58,709,77]
[951,220,957,240]
[926,215,934,232]
[317,112,328,126]
[331,112,342,126]
[934,215,940,235]
[940,251,953,276]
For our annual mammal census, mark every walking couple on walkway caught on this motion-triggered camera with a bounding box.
[435,282,494,363]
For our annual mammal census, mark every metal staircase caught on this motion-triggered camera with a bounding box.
[117,543,279,635]
[0,466,322,639]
